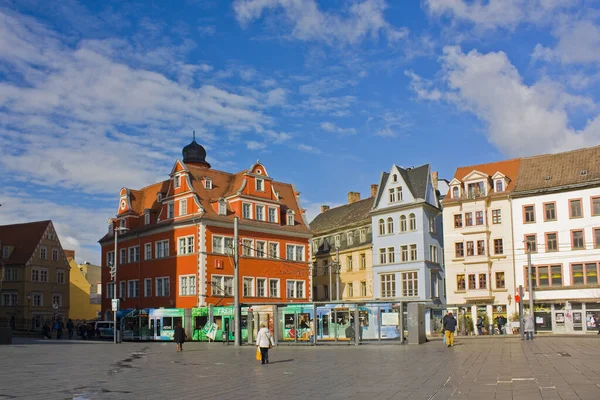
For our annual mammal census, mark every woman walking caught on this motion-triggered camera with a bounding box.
[256,323,273,364]
[173,322,186,352]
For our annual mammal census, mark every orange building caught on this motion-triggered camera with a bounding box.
[98,137,312,319]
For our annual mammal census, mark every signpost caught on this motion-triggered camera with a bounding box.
[203,322,218,341]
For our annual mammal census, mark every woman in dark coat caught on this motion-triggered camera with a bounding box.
[173,322,186,352]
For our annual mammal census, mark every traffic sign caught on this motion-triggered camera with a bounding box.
[111,299,119,311]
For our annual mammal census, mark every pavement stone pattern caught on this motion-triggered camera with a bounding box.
[1,337,600,399]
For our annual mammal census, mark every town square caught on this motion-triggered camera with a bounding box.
[2,1,600,399]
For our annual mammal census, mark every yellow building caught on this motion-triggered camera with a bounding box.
[67,250,101,321]
[310,188,376,301]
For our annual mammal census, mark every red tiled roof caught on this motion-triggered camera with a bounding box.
[0,220,50,265]
[100,162,310,242]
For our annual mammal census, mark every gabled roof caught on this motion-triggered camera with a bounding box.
[514,145,600,194]
[446,158,521,199]
[374,164,431,209]
[310,197,374,235]
[100,161,310,242]
[0,220,50,265]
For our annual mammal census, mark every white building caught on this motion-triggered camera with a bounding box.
[371,164,445,334]
[512,146,600,334]
[443,159,520,334]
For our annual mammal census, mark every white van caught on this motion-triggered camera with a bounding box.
[95,321,114,339]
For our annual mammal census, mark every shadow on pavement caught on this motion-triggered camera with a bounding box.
[269,359,294,364]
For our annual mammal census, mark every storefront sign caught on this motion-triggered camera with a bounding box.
[381,312,399,326]
[212,307,234,316]
[204,323,218,340]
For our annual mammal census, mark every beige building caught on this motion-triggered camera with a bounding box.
[66,250,101,321]
[310,188,376,301]
[0,221,70,330]
[443,159,520,334]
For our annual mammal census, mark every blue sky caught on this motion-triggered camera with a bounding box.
[1,0,599,264]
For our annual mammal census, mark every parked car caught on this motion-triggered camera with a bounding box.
[95,321,115,339]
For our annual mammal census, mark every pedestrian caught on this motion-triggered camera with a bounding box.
[309,319,315,344]
[55,319,63,339]
[497,315,505,335]
[173,322,186,352]
[595,314,600,335]
[256,323,274,365]
[476,315,483,336]
[443,311,457,347]
[523,313,534,340]
[67,319,74,340]
[42,322,51,339]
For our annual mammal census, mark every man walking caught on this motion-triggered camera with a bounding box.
[443,311,457,347]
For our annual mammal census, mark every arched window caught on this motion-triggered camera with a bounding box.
[409,213,416,231]
[387,217,394,234]
[400,215,407,232]
[393,174,398,183]
[378,219,385,236]
[452,186,459,198]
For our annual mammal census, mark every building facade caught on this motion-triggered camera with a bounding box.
[443,159,520,334]
[0,221,70,330]
[67,250,101,321]
[371,164,445,333]
[512,146,600,334]
[99,138,311,320]
[310,189,376,302]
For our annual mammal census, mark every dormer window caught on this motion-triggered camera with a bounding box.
[120,219,126,229]
[144,211,150,225]
[467,182,485,198]
[204,178,212,190]
[256,178,264,192]
[452,187,459,198]
[174,175,181,189]
[287,210,295,226]
[218,200,227,216]
[167,203,174,219]
[157,193,163,203]
[495,180,504,193]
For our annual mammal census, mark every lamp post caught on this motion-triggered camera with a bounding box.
[110,221,129,344]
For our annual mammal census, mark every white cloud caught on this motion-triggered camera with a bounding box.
[296,144,321,154]
[404,70,442,101]
[408,46,600,156]
[424,0,576,30]
[367,111,412,138]
[233,0,408,45]
[320,121,357,135]
[265,88,287,106]
[532,20,600,65]
[246,141,267,150]
[0,9,284,194]
[0,190,112,265]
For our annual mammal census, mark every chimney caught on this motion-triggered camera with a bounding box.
[370,184,378,198]
[64,249,75,261]
[348,192,361,204]
[431,171,439,190]
[321,205,330,213]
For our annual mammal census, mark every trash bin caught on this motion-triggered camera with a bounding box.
[222,331,227,344]
[116,330,122,343]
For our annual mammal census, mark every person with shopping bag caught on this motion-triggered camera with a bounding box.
[256,323,274,364]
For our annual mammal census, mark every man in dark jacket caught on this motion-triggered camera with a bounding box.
[443,311,457,347]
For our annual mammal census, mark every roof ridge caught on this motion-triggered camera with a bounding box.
[0,220,51,228]
[521,144,600,160]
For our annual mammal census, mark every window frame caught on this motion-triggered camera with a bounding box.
[177,235,194,255]
[360,253,366,270]
[242,203,252,219]
[127,279,140,298]
[256,205,265,221]
[491,209,501,224]
[269,278,280,297]
[255,178,264,192]
[256,240,267,258]
[174,174,181,189]
[144,278,152,297]
[524,234,537,253]
[454,214,463,228]
[178,274,196,296]
[455,242,464,258]
[167,202,174,219]
[569,198,583,219]
[495,272,505,289]
[456,274,466,291]
[478,273,487,289]
[380,273,396,298]
[155,240,169,258]
[545,232,558,252]
[475,211,484,226]
[179,198,187,216]
[401,271,418,297]
[144,243,152,260]
[243,277,255,297]
[493,238,504,255]
[523,204,536,223]
[378,219,385,235]
[155,276,170,297]
[409,213,416,231]
[543,201,557,222]
[465,212,473,227]
[594,228,600,249]
[571,229,585,250]
[400,215,407,232]
[570,262,599,286]
[268,207,277,223]
[592,196,600,217]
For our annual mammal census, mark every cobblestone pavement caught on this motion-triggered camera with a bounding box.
[2,336,600,399]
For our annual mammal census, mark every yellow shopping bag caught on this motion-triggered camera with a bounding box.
[255,347,262,361]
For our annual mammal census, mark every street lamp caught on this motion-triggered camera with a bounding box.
[108,219,128,344]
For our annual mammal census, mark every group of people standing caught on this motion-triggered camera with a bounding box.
[42,318,75,340]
